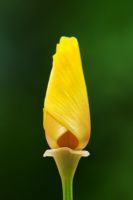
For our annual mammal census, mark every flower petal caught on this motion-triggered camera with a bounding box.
[43,37,91,149]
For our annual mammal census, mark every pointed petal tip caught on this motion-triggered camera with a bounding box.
[60,36,78,46]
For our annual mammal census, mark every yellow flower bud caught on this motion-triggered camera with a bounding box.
[43,36,91,150]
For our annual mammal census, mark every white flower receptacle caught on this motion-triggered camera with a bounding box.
[44,147,90,200]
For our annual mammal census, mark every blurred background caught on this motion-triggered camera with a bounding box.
[0,0,133,199]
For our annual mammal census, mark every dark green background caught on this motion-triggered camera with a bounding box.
[0,0,133,199]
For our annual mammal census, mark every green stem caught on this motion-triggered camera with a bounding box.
[43,147,89,200]
[62,176,73,200]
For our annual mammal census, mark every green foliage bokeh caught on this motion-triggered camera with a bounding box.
[0,0,133,199]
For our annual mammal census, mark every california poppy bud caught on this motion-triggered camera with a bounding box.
[43,37,91,150]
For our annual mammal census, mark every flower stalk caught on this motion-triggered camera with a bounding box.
[44,147,89,200]
[62,176,73,200]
